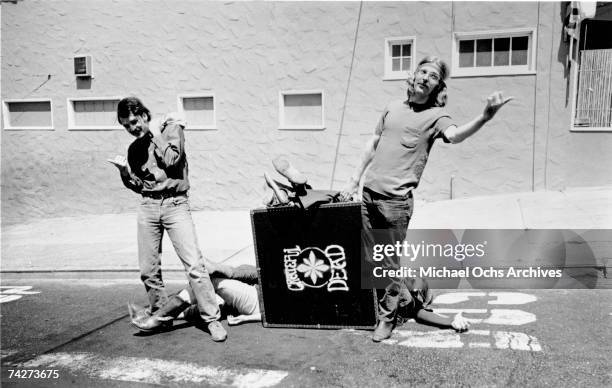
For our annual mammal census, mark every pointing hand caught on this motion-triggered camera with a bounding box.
[483,91,513,121]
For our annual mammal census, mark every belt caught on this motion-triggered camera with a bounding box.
[364,186,412,201]
[142,191,186,200]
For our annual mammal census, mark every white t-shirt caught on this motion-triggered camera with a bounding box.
[212,278,259,315]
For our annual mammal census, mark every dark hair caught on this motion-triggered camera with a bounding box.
[116,97,151,123]
[406,56,449,107]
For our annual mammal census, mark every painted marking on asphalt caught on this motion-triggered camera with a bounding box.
[385,330,463,348]
[433,292,537,305]
[348,291,543,351]
[493,331,542,352]
[483,309,536,325]
[1,349,18,360]
[487,292,537,305]
[468,330,491,335]
[435,309,536,326]
[17,352,288,387]
[436,308,488,314]
[433,292,486,304]
[381,330,541,352]
[0,286,40,304]
[0,295,22,304]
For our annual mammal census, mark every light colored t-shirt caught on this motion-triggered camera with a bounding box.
[364,100,453,198]
[212,278,260,315]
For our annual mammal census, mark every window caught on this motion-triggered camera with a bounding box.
[452,29,536,77]
[177,93,216,130]
[279,90,324,130]
[384,37,416,80]
[67,97,121,130]
[2,99,53,130]
[572,19,612,131]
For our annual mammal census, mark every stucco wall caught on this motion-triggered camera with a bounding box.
[2,1,611,224]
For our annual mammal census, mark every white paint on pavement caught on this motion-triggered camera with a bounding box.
[433,292,486,304]
[433,292,537,305]
[348,291,543,352]
[493,331,542,352]
[1,349,18,360]
[0,295,22,304]
[0,286,40,303]
[487,292,537,305]
[380,330,541,352]
[346,292,544,352]
[19,352,288,387]
[392,330,463,348]
[483,309,536,325]
[468,330,491,335]
[435,309,536,326]
[435,308,488,314]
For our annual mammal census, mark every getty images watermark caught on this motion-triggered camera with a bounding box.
[361,229,611,289]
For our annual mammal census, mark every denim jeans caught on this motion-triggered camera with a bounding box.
[137,194,220,322]
[361,187,414,324]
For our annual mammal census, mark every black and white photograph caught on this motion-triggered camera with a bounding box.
[1,0,611,387]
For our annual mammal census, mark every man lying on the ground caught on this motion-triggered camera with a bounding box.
[386,277,469,333]
[129,263,260,332]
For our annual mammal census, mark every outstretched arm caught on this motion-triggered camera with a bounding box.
[443,91,513,144]
[416,309,470,332]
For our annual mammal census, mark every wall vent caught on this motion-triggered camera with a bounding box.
[74,55,92,77]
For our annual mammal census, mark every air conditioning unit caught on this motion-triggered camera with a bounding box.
[73,55,92,78]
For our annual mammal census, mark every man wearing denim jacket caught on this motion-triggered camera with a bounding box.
[110,97,227,342]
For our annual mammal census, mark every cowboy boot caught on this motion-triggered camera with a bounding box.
[127,302,150,322]
[372,319,395,342]
[131,295,190,332]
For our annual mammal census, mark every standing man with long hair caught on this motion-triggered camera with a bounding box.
[339,57,512,342]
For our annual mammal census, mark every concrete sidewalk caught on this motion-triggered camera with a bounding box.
[2,186,611,272]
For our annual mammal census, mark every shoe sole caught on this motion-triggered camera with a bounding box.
[211,335,227,342]
[272,158,307,185]
[371,335,389,343]
[130,319,172,333]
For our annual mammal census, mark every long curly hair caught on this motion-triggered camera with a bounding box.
[406,56,449,107]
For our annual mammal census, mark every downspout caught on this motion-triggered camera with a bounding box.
[531,2,542,192]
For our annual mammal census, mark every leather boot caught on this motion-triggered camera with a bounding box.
[372,320,395,342]
[131,295,190,332]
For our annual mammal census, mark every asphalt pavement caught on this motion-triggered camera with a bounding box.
[1,276,611,387]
